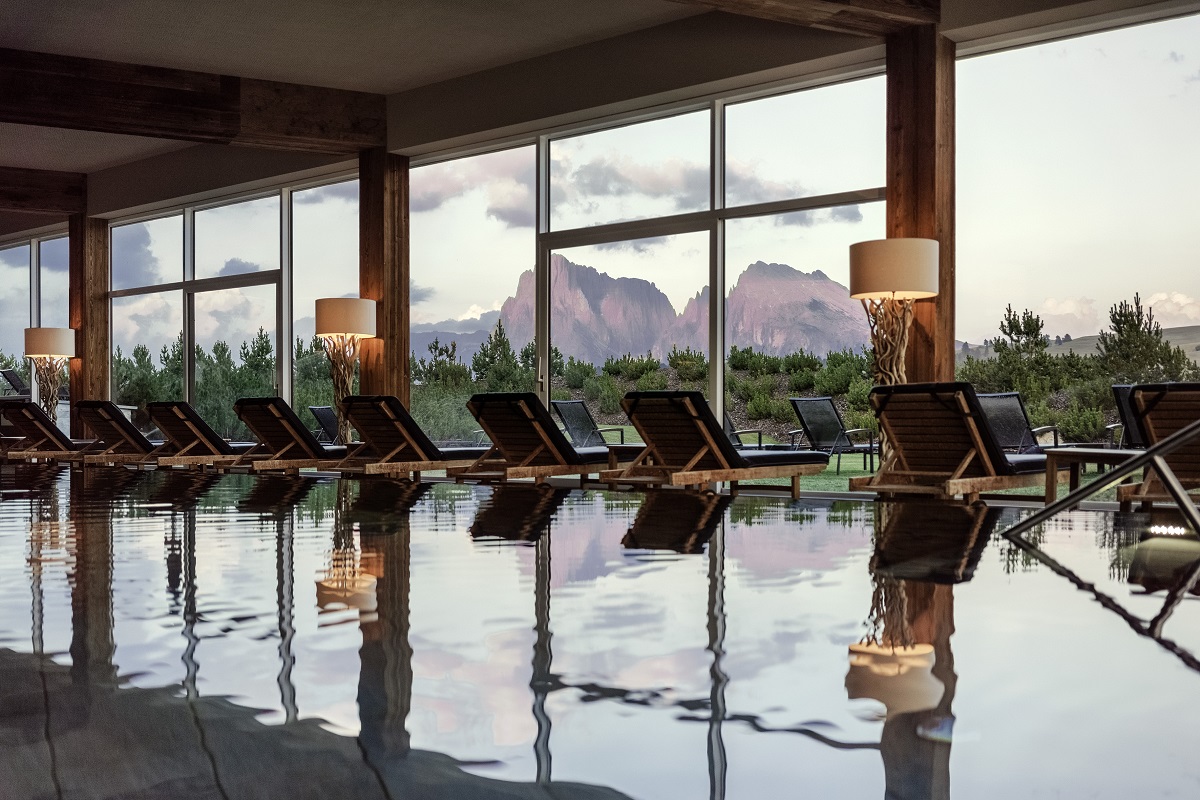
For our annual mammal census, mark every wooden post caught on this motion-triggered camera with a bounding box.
[68,210,109,437]
[359,148,409,403]
[886,24,955,383]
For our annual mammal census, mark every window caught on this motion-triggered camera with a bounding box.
[0,244,31,393]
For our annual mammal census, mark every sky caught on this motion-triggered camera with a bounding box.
[0,12,1196,364]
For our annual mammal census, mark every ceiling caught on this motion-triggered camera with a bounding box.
[0,0,704,94]
[0,123,193,173]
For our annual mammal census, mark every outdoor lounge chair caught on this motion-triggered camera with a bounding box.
[977,392,1059,453]
[599,390,829,499]
[1,368,32,398]
[723,412,764,449]
[1116,383,1200,511]
[621,489,732,554]
[451,392,637,485]
[551,399,625,447]
[0,398,95,463]
[148,401,260,469]
[309,405,342,444]
[74,400,173,466]
[847,382,1067,503]
[233,397,350,473]
[1107,384,1147,450]
[788,396,876,473]
[340,394,491,478]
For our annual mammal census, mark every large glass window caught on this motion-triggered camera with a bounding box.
[38,237,69,330]
[0,244,31,394]
[292,179,360,432]
[194,195,281,280]
[194,285,278,439]
[112,214,182,291]
[410,146,536,444]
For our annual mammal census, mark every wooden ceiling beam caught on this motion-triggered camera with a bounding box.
[0,48,386,155]
[666,0,938,36]
[0,165,85,215]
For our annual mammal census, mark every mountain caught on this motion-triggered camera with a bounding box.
[412,256,869,367]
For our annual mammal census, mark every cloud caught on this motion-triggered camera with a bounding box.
[0,245,29,270]
[829,204,864,223]
[725,160,806,206]
[293,180,358,204]
[595,236,670,254]
[1187,70,1200,83]
[218,257,263,277]
[1143,292,1200,328]
[774,210,816,227]
[1038,297,1100,336]
[411,280,434,304]
[1167,51,1184,63]
[111,222,166,287]
[38,237,69,272]
[411,148,536,230]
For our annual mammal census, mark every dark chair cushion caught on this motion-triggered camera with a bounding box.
[1005,453,1047,474]
[739,449,831,468]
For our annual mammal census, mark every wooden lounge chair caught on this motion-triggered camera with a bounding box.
[600,390,829,499]
[340,395,491,478]
[75,400,173,466]
[621,489,732,554]
[469,483,570,542]
[0,398,96,463]
[847,382,1067,502]
[451,392,635,485]
[1117,383,1200,511]
[149,400,260,469]
[233,397,350,473]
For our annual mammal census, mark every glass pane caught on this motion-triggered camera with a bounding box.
[194,196,281,280]
[0,244,30,392]
[292,179,359,433]
[38,237,69,329]
[724,202,883,446]
[193,284,277,440]
[957,15,1200,350]
[111,215,183,290]
[410,146,535,445]
[551,231,710,445]
[550,111,710,230]
[725,76,884,207]
[111,291,183,433]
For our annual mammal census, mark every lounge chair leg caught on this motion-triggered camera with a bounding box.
[791,475,800,500]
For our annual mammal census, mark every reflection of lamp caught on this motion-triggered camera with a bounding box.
[845,642,944,720]
[24,327,74,422]
[315,298,376,444]
[849,239,939,385]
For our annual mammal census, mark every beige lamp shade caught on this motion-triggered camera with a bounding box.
[315,298,377,338]
[849,238,940,300]
[24,327,75,358]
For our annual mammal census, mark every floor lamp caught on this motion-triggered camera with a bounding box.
[24,327,74,423]
[849,239,940,386]
[315,298,376,445]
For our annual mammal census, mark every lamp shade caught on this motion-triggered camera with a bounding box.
[849,238,940,300]
[24,327,75,358]
[315,298,377,338]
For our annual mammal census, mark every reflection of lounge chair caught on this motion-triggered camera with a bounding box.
[602,391,829,499]
[848,382,1065,503]
[469,483,570,542]
[341,395,490,477]
[1,399,95,463]
[238,474,320,515]
[76,400,172,466]
[146,469,223,512]
[871,502,1000,584]
[789,396,876,473]
[233,397,350,473]
[452,392,631,485]
[621,490,732,554]
[1117,383,1200,511]
[149,401,260,469]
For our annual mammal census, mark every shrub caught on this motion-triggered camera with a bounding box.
[813,362,858,396]
[667,345,708,382]
[781,349,822,374]
[747,392,789,421]
[409,385,478,442]
[564,356,595,389]
[550,388,571,401]
[1056,404,1107,443]
[604,352,660,381]
[846,378,873,412]
[843,409,878,435]
[728,345,784,376]
[635,369,668,391]
[598,380,623,414]
[788,369,816,393]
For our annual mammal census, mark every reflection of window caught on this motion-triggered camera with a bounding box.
[550,111,709,230]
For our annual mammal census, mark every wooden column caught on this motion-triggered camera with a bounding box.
[68,210,109,437]
[359,148,409,403]
[886,24,955,383]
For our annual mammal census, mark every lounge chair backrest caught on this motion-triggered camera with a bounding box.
[869,382,1013,478]
[1113,384,1146,449]
[309,405,341,443]
[551,400,606,447]
[234,397,330,458]
[976,392,1038,453]
[789,397,850,450]
[1,368,31,397]
[76,400,157,455]
[0,399,76,452]
[148,401,239,456]
[467,392,585,467]
[341,395,443,461]
[622,391,746,471]
[1130,383,1200,483]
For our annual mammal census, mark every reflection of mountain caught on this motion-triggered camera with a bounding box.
[415,256,870,366]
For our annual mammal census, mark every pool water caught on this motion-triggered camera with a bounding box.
[1,464,1198,799]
